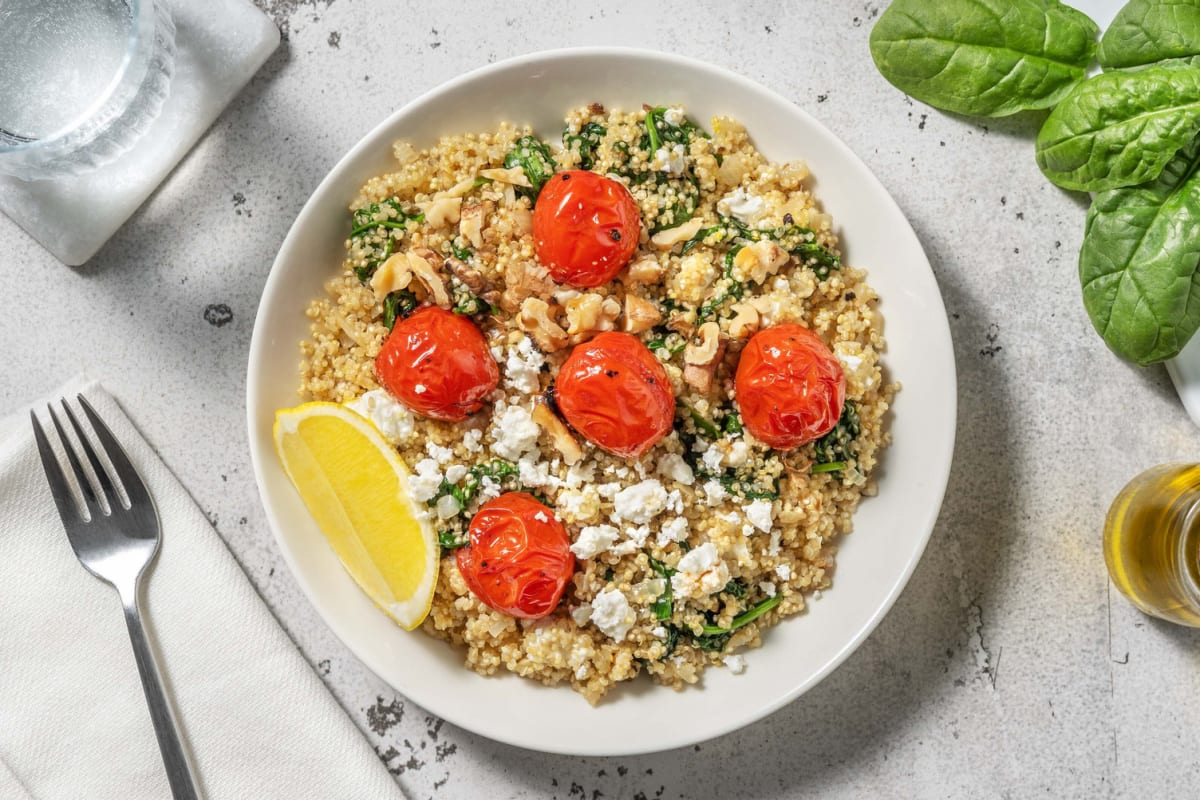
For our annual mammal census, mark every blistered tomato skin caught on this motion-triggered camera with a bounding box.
[533,171,641,288]
[456,492,575,619]
[735,325,845,450]
[554,332,675,458]
[374,305,499,422]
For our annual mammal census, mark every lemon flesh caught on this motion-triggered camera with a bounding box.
[273,402,437,630]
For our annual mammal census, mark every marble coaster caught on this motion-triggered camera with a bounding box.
[0,0,279,265]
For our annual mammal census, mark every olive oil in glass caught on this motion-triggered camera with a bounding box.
[1104,463,1200,627]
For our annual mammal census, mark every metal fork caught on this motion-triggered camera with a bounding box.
[32,396,201,800]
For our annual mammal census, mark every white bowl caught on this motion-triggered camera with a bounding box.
[246,47,956,756]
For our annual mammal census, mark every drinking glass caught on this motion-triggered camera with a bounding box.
[0,0,175,181]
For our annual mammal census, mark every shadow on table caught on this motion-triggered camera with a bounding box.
[442,222,1024,797]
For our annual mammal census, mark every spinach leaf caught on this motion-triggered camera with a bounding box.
[428,459,520,512]
[382,290,418,330]
[869,0,1098,117]
[503,135,556,201]
[1099,0,1200,70]
[811,401,861,472]
[680,216,841,280]
[1035,62,1200,192]
[647,556,675,620]
[678,401,720,438]
[693,595,784,652]
[563,121,606,170]
[349,198,423,282]
[437,529,469,550]
[1079,135,1200,364]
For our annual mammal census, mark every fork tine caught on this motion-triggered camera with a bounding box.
[59,400,119,511]
[31,410,86,522]
[78,395,151,510]
[46,403,101,513]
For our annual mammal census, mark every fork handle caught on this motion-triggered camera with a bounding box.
[120,587,202,800]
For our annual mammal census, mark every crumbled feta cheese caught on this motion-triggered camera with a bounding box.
[408,458,443,503]
[745,498,775,533]
[596,482,623,500]
[571,524,619,559]
[766,529,782,557]
[657,452,695,485]
[663,106,685,125]
[651,625,668,639]
[650,143,687,175]
[723,654,747,675]
[701,445,725,473]
[666,489,684,514]
[725,440,750,467]
[518,454,558,489]
[657,516,689,546]
[717,187,767,224]
[564,460,596,488]
[426,441,454,464]
[703,479,729,506]
[490,403,540,460]
[344,389,415,445]
[557,487,600,521]
[775,564,792,581]
[444,464,468,484]
[571,605,593,626]
[590,588,636,642]
[671,542,730,599]
[477,475,503,504]
[490,345,505,361]
[435,494,461,520]
[504,335,545,394]
[414,384,427,395]
[612,478,669,524]
[462,429,483,452]
[759,581,777,598]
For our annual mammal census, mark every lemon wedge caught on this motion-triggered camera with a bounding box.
[273,402,438,630]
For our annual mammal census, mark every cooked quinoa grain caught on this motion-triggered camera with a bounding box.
[297,104,894,703]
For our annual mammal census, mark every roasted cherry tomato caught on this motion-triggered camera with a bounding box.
[554,331,675,458]
[456,492,575,619]
[533,170,640,288]
[375,305,499,422]
[735,324,845,450]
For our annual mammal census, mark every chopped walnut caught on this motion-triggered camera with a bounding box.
[650,218,705,250]
[623,255,665,285]
[727,302,761,339]
[564,293,621,343]
[732,239,789,284]
[407,249,453,307]
[480,166,531,187]
[460,200,493,249]
[518,297,570,351]
[531,399,583,465]
[422,195,462,228]
[683,321,726,392]
[444,256,490,297]
[368,253,414,297]
[622,294,662,334]
[500,260,557,313]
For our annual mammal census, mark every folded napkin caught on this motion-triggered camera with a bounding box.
[0,380,405,799]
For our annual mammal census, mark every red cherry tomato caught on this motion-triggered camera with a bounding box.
[375,305,499,422]
[456,492,575,619]
[735,325,845,450]
[533,171,640,288]
[554,331,675,458]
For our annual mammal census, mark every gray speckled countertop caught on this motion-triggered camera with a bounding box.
[3,1,1198,797]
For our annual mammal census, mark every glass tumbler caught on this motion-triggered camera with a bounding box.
[0,0,175,181]
[1104,463,1200,627]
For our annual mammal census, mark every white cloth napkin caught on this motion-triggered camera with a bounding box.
[0,380,405,799]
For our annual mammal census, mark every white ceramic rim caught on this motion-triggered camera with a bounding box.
[247,46,957,756]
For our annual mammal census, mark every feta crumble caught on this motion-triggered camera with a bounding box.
[775,564,792,581]
[344,389,415,445]
[504,335,545,394]
[657,452,695,485]
[650,143,687,175]
[612,478,669,524]
[723,654,747,675]
[570,525,619,559]
[671,542,730,600]
[426,441,454,464]
[703,479,729,506]
[590,588,636,642]
[462,428,484,452]
[444,464,469,483]
[745,498,775,533]
[490,402,540,460]
[663,106,685,125]
[408,458,443,503]
[656,516,689,546]
[717,187,767,224]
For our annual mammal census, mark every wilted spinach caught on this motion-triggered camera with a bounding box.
[563,121,606,170]
[1079,134,1200,364]
[811,401,861,474]
[382,290,418,330]
[503,135,556,201]
[869,0,1098,117]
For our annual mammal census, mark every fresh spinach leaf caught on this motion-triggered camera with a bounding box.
[1079,134,1200,364]
[562,121,606,170]
[1035,62,1200,192]
[437,529,469,550]
[811,401,861,470]
[869,0,1098,117]
[647,556,675,621]
[693,595,784,652]
[382,290,418,330]
[1099,0,1200,70]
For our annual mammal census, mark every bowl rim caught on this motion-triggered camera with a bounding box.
[246,45,957,755]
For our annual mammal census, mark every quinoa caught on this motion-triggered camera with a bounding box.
[297,104,894,703]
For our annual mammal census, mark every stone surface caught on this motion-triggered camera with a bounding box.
[1,1,1197,798]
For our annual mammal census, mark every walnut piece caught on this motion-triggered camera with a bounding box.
[727,302,761,339]
[518,297,570,351]
[480,166,531,187]
[460,201,490,249]
[444,256,490,297]
[531,399,583,465]
[683,321,726,392]
[369,253,414,297]
[622,294,662,334]
[422,195,462,228]
[733,239,789,284]
[408,249,452,307]
[500,260,557,313]
[650,218,704,250]
[564,293,621,343]
[623,255,665,285]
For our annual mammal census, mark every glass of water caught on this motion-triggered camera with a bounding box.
[0,0,175,181]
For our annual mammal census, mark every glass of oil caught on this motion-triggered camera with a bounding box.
[1104,463,1200,627]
